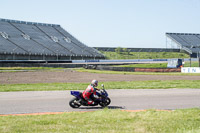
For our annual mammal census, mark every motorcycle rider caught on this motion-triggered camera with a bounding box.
[82,79,99,105]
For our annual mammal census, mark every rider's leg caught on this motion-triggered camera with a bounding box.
[84,96,93,105]
[87,99,94,105]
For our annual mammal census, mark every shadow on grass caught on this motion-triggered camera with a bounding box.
[79,106,125,110]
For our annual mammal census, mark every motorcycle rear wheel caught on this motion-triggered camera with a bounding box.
[69,98,81,108]
[99,97,111,107]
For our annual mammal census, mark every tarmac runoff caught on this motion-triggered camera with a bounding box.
[1,89,199,115]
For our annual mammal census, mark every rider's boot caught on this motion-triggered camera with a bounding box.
[81,100,88,106]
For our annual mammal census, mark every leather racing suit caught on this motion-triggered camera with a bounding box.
[82,84,97,105]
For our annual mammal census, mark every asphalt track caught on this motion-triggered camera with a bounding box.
[0,89,200,115]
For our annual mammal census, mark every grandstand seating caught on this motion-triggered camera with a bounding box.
[0,36,26,54]
[37,25,91,56]
[54,26,102,57]
[0,18,104,60]
[166,33,200,56]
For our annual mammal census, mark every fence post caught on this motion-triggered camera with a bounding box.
[199,57,200,67]
[199,52,200,67]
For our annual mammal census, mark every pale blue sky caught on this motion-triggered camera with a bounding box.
[1,0,200,48]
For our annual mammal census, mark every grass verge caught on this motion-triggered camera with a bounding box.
[0,67,69,72]
[101,51,189,59]
[76,68,200,76]
[0,108,200,133]
[0,67,65,70]
[114,61,200,68]
[113,63,168,68]
[1,80,200,92]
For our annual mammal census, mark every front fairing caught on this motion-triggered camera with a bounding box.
[96,89,108,97]
[101,89,108,97]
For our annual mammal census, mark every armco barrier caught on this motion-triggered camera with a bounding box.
[85,60,100,62]
[96,66,181,72]
[73,58,197,64]
[153,59,168,61]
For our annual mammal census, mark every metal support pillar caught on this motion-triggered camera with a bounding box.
[199,52,200,67]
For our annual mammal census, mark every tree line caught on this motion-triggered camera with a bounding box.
[115,47,131,54]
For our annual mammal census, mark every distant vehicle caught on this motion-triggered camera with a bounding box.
[167,59,182,68]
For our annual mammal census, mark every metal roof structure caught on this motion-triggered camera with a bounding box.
[166,33,200,55]
[0,18,104,60]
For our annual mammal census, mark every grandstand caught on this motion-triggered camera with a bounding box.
[0,18,105,61]
[166,33,200,57]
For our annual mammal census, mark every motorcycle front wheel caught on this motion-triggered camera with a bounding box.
[69,98,81,108]
[99,97,111,107]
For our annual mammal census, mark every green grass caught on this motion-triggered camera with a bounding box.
[0,108,200,133]
[0,67,68,72]
[1,80,200,92]
[101,51,190,59]
[107,61,200,68]
[0,67,63,70]
[184,61,200,67]
[113,63,168,68]
[0,83,87,92]
[114,61,200,68]
[76,68,200,76]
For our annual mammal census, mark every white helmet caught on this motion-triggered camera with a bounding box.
[91,79,98,87]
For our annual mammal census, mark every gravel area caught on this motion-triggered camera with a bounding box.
[0,70,200,84]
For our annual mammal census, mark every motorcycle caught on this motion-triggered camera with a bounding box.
[69,84,111,108]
